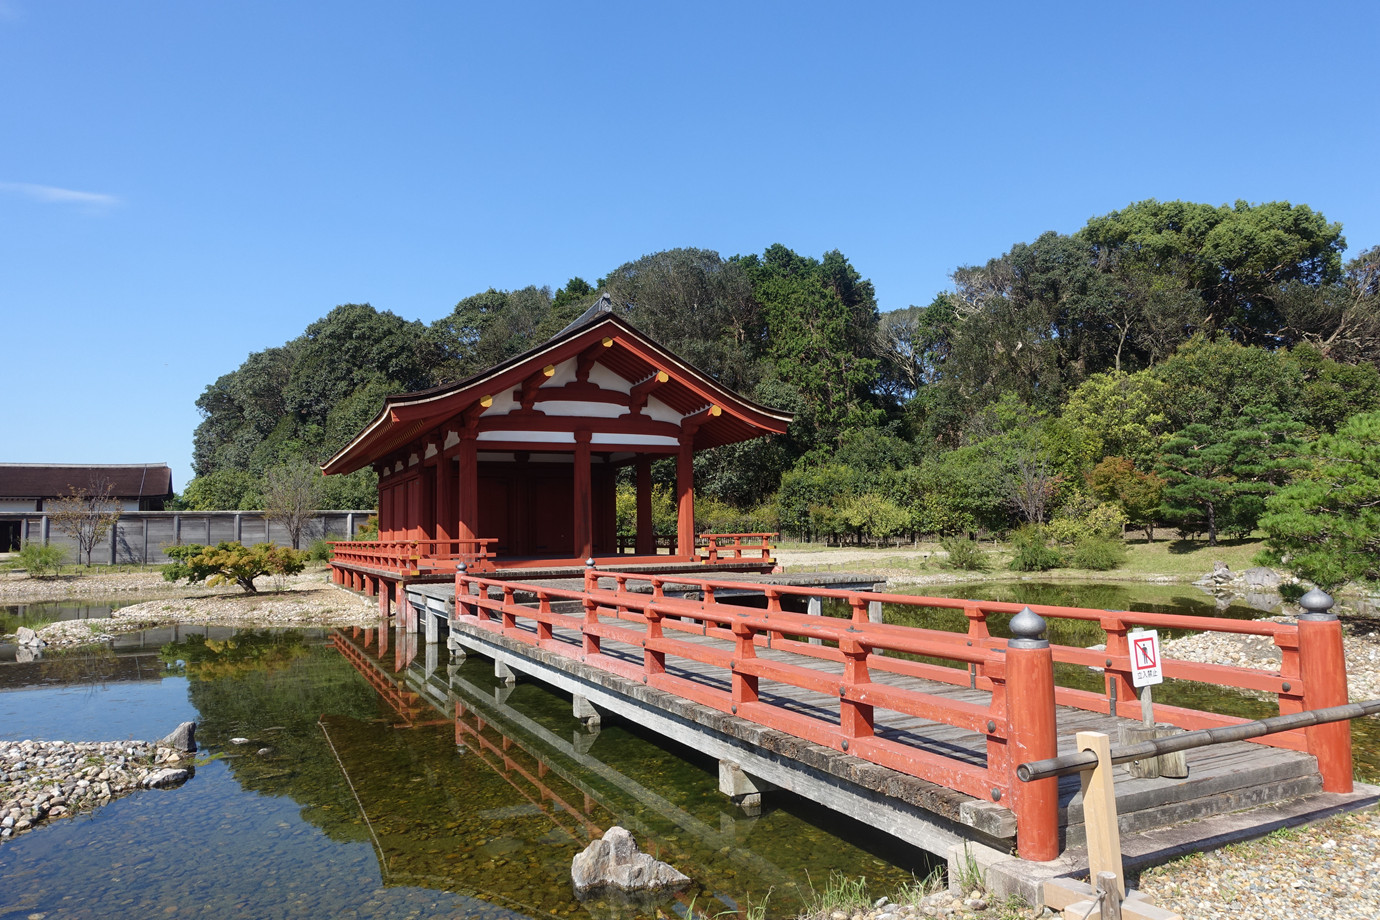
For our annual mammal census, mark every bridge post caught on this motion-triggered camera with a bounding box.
[719,760,775,816]
[582,564,601,658]
[808,596,824,645]
[1006,607,1059,862]
[573,694,601,729]
[1298,589,1352,792]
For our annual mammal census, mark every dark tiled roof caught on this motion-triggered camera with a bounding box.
[0,464,174,499]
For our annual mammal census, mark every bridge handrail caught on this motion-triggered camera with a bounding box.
[588,570,1320,743]
[590,570,1354,790]
[455,568,1063,859]
[698,532,776,564]
[1018,698,1380,782]
[328,538,498,574]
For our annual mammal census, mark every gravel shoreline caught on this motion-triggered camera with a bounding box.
[1,738,195,843]
[4,569,378,650]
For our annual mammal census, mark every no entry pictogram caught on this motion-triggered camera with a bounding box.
[1130,629,1163,687]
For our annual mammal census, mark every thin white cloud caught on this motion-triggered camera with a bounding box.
[0,181,122,210]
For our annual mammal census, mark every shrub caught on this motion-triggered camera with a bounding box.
[1048,494,1128,545]
[306,537,334,562]
[1008,525,1064,572]
[163,542,307,594]
[940,536,989,572]
[1068,535,1127,571]
[15,542,67,578]
[351,515,379,541]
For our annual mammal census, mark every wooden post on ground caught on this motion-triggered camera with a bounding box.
[1096,872,1124,920]
[1078,730,1124,899]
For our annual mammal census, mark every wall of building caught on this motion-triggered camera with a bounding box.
[1,510,372,564]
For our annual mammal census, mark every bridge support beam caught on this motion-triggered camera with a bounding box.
[573,694,601,730]
[719,760,776,816]
[495,658,516,686]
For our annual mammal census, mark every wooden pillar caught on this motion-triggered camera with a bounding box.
[574,430,593,562]
[435,456,454,545]
[676,436,695,558]
[635,455,654,555]
[456,434,478,544]
[379,486,392,540]
[407,478,421,541]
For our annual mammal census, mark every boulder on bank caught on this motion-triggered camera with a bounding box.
[571,826,690,895]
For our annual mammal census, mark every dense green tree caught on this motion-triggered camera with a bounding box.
[1086,457,1165,542]
[1275,247,1380,365]
[1258,410,1380,589]
[602,248,763,391]
[1156,409,1304,544]
[739,244,883,440]
[179,469,262,511]
[1082,199,1345,344]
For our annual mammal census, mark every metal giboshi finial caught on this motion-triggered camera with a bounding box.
[1298,588,1336,621]
[585,558,597,569]
[1008,607,1049,649]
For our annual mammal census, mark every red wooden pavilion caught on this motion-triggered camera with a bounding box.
[323,301,791,582]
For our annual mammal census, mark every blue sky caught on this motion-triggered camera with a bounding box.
[3,1,1377,492]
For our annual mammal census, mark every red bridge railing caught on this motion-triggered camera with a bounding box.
[329,538,497,576]
[698,532,776,564]
[452,568,1351,862]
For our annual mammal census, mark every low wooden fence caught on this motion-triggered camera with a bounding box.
[452,569,1351,862]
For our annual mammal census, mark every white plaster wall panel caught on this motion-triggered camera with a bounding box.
[588,363,633,393]
[644,395,683,425]
[538,400,628,419]
[543,358,579,387]
[481,389,519,416]
[589,433,680,446]
[476,431,577,444]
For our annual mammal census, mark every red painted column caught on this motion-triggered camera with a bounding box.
[379,487,392,540]
[456,433,478,545]
[574,430,593,562]
[1298,590,1352,792]
[636,455,654,556]
[1005,607,1059,861]
[676,436,695,559]
[407,479,421,542]
[435,456,454,546]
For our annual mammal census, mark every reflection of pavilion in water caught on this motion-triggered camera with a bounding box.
[327,626,843,918]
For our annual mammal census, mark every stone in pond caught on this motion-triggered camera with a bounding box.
[571,826,690,895]
[143,768,190,789]
[160,721,198,753]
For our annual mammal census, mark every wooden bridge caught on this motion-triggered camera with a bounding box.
[335,560,1378,901]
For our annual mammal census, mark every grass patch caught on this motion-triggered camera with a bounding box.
[781,535,1270,584]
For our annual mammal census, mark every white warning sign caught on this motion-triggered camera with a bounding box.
[1130,629,1163,688]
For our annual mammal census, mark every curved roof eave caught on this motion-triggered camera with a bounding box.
[321,312,792,476]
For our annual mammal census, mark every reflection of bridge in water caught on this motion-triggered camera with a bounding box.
[327,626,865,918]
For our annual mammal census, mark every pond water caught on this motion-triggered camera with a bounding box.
[0,627,930,920]
[1,598,139,635]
